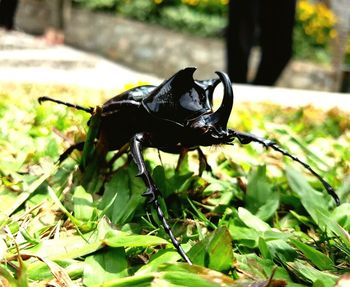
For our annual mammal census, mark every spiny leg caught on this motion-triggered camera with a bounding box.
[38,96,94,114]
[130,133,192,265]
[233,130,340,205]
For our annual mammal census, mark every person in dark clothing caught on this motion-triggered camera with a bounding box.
[226,0,296,86]
[0,0,18,30]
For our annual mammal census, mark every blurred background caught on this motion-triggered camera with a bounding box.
[1,0,350,92]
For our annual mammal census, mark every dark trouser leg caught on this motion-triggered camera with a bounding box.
[253,0,296,85]
[226,0,259,83]
[0,0,18,30]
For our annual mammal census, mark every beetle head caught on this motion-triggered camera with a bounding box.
[186,71,235,145]
[142,67,213,126]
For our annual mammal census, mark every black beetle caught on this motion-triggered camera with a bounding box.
[38,67,339,265]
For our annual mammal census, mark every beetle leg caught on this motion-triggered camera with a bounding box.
[130,134,156,201]
[130,133,192,265]
[175,147,189,173]
[38,96,93,114]
[197,147,212,175]
[57,141,85,164]
[107,143,130,169]
[176,147,212,176]
[233,130,340,205]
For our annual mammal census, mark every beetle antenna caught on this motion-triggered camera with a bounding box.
[38,96,94,114]
[233,130,340,206]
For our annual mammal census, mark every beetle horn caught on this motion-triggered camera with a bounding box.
[209,71,234,128]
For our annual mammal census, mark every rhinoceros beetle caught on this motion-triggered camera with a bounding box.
[38,67,339,265]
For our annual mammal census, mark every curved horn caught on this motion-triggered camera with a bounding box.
[209,71,234,128]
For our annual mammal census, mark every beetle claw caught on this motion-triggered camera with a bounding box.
[142,189,156,203]
[261,139,275,149]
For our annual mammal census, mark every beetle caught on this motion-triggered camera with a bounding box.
[38,67,339,265]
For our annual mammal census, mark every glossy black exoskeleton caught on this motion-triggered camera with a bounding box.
[38,67,339,265]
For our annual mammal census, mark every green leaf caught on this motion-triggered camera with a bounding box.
[255,197,280,222]
[0,264,18,287]
[101,165,145,225]
[289,210,313,226]
[258,237,272,260]
[337,175,350,202]
[136,249,181,275]
[314,210,350,249]
[238,207,271,232]
[35,256,75,286]
[246,166,278,220]
[153,165,194,198]
[332,203,350,231]
[83,248,128,287]
[27,259,84,281]
[265,239,298,262]
[2,164,58,216]
[157,263,238,287]
[73,185,95,222]
[187,227,233,272]
[48,186,95,232]
[16,253,29,287]
[187,198,216,229]
[290,239,334,271]
[103,230,169,248]
[234,253,299,286]
[24,233,103,260]
[157,271,226,287]
[93,273,155,287]
[23,218,113,260]
[287,260,338,286]
[227,225,260,248]
[81,107,102,169]
[286,166,332,229]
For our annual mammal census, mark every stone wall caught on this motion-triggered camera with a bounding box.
[64,9,224,79]
[15,0,51,35]
[15,0,224,79]
[15,0,339,91]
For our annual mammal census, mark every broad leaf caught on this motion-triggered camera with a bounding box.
[246,166,279,221]
[103,230,169,248]
[83,248,128,287]
[290,239,334,271]
[238,207,271,232]
[188,227,234,272]
[73,185,95,222]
